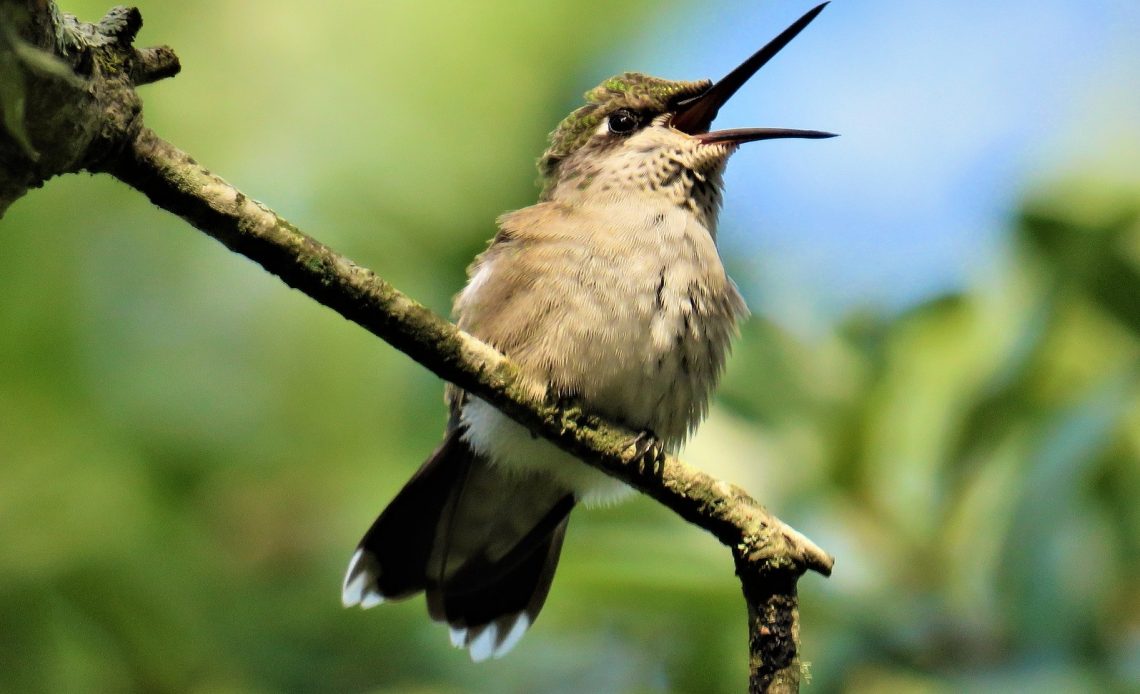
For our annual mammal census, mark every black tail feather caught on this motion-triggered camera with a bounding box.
[348,428,473,601]
[434,515,570,661]
[343,428,576,660]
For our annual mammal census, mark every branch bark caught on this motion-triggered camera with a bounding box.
[0,3,834,691]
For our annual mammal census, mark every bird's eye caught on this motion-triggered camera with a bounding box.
[607,109,640,135]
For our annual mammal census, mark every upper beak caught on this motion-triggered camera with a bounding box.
[671,2,837,145]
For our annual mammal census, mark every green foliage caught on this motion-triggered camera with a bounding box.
[1,1,1137,692]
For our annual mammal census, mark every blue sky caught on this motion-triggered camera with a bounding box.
[602,0,1139,329]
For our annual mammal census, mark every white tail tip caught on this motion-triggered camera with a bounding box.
[342,549,384,608]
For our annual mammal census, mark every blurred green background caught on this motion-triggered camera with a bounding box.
[1,1,1138,692]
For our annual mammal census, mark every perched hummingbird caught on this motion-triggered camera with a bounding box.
[342,3,834,661]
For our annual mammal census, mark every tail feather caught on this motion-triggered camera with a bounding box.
[343,428,474,604]
[436,514,569,661]
[343,427,575,661]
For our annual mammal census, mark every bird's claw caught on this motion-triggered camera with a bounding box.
[626,430,666,475]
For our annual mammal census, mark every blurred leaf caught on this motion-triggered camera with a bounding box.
[0,12,85,162]
[1020,184,1140,334]
[0,30,37,160]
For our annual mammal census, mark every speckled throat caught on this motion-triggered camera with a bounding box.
[543,114,732,234]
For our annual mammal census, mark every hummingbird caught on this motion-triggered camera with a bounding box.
[341,3,834,662]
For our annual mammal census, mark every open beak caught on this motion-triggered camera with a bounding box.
[671,2,837,145]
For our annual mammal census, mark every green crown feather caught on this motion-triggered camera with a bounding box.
[538,73,710,178]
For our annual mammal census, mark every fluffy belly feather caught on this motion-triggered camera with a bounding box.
[456,202,745,506]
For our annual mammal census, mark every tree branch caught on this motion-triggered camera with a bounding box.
[0,3,834,691]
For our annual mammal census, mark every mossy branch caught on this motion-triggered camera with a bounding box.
[0,3,834,691]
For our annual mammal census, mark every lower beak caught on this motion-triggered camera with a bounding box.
[695,128,837,145]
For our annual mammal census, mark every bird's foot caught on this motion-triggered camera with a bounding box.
[626,429,666,476]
